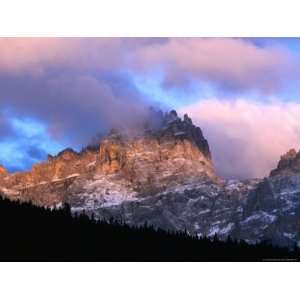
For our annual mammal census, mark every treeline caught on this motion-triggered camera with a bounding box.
[0,197,298,261]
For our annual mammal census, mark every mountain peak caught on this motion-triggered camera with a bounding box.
[142,109,211,159]
[93,109,216,186]
[270,148,300,177]
[88,109,211,160]
[48,148,79,161]
[282,148,297,159]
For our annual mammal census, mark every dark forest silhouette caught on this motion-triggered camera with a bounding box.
[0,196,298,261]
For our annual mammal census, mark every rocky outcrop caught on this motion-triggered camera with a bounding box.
[0,110,217,204]
[239,149,300,247]
[94,110,217,194]
[97,137,127,174]
[0,165,6,175]
[270,148,300,177]
[1,148,97,186]
[0,165,7,188]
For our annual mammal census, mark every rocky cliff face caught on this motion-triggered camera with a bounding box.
[69,146,300,247]
[74,179,260,241]
[0,110,217,206]
[238,149,300,247]
[1,111,299,248]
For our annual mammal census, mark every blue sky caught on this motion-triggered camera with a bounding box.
[0,117,67,172]
[1,38,300,178]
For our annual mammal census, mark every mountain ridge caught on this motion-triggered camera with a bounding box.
[1,109,300,247]
[0,109,218,205]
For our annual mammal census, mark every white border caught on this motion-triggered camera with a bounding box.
[0,0,299,36]
[0,262,298,300]
[0,0,298,299]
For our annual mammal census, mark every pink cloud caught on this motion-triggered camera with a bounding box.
[0,38,296,94]
[134,38,296,92]
[0,38,128,74]
[180,98,300,179]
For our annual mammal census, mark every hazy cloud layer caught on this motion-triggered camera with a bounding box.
[0,38,126,73]
[0,38,160,148]
[0,38,164,75]
[180,99,300,179]
[0,72,150,147]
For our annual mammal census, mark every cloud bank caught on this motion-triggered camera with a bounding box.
[0,38,297,92]
[180,99,300,179]
[134,38,297,93]
[0,37,300,175]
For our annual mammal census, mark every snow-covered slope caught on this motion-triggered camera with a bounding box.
[70,178,260,240]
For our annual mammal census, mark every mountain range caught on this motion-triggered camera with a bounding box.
[0,109,299,247]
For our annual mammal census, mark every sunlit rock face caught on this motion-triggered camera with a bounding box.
[94,129,217,196]
[97,137,127,174]
[0,165,7,188]
[0,165,7,177]
[0,110,217,205]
